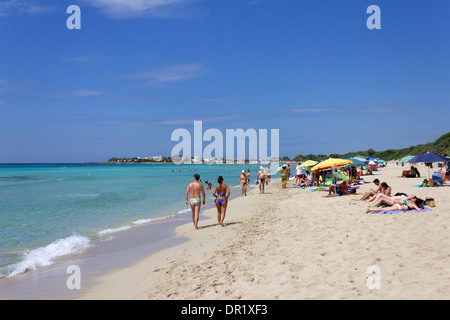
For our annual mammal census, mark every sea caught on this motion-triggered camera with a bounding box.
[0,163,267,279]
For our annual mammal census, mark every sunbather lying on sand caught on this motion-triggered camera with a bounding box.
[367,197,424,213]
[327,181,357,196]
[370,193,416,207]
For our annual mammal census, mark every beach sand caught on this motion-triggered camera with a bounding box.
[80,162,450,300]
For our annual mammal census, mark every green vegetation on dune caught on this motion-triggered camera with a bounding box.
[292,132,450,162]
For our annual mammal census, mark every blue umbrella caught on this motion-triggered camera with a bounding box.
[409,152,449,179]
[409,152,449,163]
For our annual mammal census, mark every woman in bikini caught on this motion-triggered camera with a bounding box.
[366,182,392,202]
[239,170,248,196]
[213,176,231,227]
[370,193,415,207]
[367,197,424,213]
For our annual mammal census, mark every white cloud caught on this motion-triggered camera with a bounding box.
[286,107,333,113]
[84,0,206,19]
[154,115,235,126]
[130,63,211,85]
[47,89,106,98]
[73,89,106,97]
[246,0,275,6]
[0,0,55,16]
[286,106,399,115]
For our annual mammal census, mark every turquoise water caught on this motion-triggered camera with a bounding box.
[0,163,265,278]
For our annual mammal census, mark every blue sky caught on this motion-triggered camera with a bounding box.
[0,0,449,162]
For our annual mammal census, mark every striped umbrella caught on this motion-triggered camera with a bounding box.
[399,155,414,163]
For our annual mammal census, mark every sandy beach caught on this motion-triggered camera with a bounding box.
[80,162,450,300]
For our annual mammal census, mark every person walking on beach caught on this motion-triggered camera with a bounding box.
[280,165,288,188]
[185,173,206,230]
[213,176,230,227]
[256,166,266,194]
[239,170,248,196]
[266,167,272,183]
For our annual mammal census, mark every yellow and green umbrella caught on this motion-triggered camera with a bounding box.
[311,158,353,172]
[299,160,318,168]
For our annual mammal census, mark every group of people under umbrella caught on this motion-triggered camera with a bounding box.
[286,152,449,191]
[400,152,450,185]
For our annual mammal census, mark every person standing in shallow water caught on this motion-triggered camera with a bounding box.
[185,173,205,230]
[213,176,230,227]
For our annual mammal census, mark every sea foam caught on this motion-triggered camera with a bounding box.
[98,226,132,236]
[7,235,90,277]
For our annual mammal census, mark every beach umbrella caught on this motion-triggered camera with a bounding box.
[352,156,367,162]
[399,155,414,163]
[311,159,353,191]
[311,158,353,172]
[409,152,450,179]
[346,158,366,167]
[408,152,449,164]
[299,160,318,168]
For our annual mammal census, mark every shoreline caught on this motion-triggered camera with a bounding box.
[80,181,267,299]
[0,178,257,299]
[80,163,450,300]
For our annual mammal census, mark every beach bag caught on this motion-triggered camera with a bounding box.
[425,197,435,207]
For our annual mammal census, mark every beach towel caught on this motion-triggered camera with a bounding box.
[376,207,432,215]
[414,183,450,187]
[420,178,428,187]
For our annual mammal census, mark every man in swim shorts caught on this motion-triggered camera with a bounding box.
[185,173,206,230]
[256,166,266,194]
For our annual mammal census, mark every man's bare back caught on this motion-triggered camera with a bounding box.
[185,174,205,230]
[188,181,203,198]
